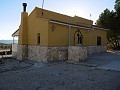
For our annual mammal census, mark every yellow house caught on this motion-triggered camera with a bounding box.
[12,3,108,61]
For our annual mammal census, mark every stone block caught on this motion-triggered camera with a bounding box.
[28,45,47,61]
[17,45,28,60]
[68,46,87,61]
[86,46,107,55]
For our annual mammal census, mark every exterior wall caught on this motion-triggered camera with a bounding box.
[68,46,87,61]
[12,43,18,58]
[48,23,69,46]
[70,27,90,46]
[16,7,108,61]
[27,12,48,46]
[16,45,106,61]
[86,46,107,55]
[18,12,28,44]
[28,45,48,61]
[18,8,107,47]
[28,45,68,61]
[47,47,68,61]
[87,29,107,46]
[48,22,107,47]
[35,7,93,27]
[48,22,91,47]
[18,9,48,46]
[17,45,28,60]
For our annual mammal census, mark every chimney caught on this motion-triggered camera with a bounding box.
[23,3,27,12]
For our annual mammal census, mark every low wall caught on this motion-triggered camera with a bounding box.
[12,43,18,58]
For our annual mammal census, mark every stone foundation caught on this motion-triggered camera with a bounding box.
[68,46,87,61]
[86,46,107,55]
[17,45,28,60]
[14,44,107,61]
[28,46,47,61]
[47,47,68,61]
[28,46,68,61]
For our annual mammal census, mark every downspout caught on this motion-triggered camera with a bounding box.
[68,25,71,46]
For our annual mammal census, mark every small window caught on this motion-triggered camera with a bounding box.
[78,36,82,45]
[37,33,40,45]
[97,36,101,46]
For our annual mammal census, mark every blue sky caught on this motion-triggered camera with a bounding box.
[0,0,115,40]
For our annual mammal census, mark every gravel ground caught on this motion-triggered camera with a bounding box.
[0,58,120,90]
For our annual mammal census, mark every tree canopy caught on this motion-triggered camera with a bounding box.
[96,0,120,50]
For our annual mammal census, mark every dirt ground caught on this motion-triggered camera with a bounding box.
[0,57,120,90]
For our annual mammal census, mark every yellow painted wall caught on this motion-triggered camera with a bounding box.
[18,8,107,47]
[48,22,107,47]
[18,12,28,45]
[88,29,107,46]
[70,27,90,46]
[48,23,69,47]
[35,7,93,27]
[27,9,48,46]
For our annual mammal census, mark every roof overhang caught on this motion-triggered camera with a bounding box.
[12,29,19,37]
[92,25,109,31]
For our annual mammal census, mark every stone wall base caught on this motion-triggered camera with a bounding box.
[47,47,68,61]
[17,45,28,60]
[28,46,68,61]
[14,44,107,62]
[68,46,87,61]
[86,46,107,55]
[28,46,47,61]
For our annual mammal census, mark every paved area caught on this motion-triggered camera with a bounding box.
[81,51,120,71]
[0,51,120,90]
[0,62,120,90]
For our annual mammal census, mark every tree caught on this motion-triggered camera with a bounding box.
[115,0,120,16]
[115,0,120,3]
[96,1,120,50]
[96,9,112,29]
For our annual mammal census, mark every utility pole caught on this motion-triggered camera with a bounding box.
[42,0,44,15]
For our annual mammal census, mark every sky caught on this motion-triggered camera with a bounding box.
[0,0,115,40]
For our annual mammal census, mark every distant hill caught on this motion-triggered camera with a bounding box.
[0,40,18,44]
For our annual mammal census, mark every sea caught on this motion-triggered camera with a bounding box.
[0,40,18,44]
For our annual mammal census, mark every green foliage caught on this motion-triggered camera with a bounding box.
[96,1,120,50]
[115,0,120,16]
[115,0,120,3]
[0,44,12,50]
[96,9,111,29]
